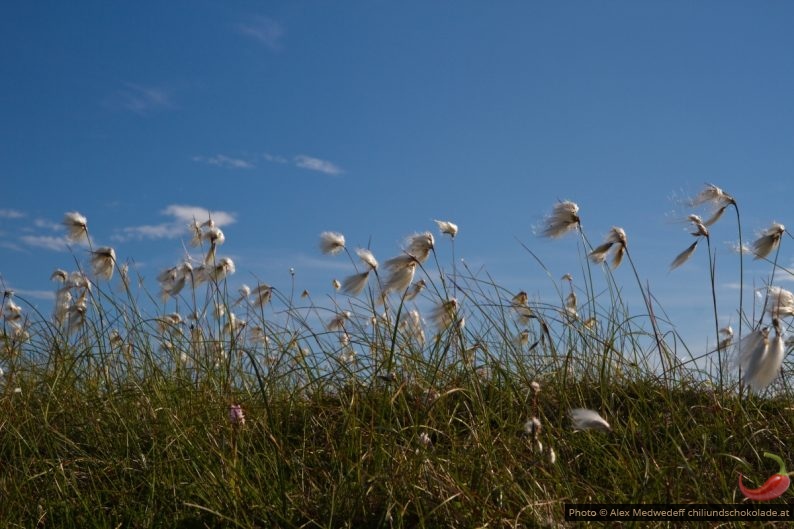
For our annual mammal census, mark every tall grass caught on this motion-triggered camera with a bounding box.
[1,191,793,528]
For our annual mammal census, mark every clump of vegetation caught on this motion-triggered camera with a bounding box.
[2,184,793,528]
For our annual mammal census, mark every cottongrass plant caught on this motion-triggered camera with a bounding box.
[689,183,745,382]
[5,194,794,528]
[63,211,89,242]
[90,247,116,280]
[588,227,627,269]
[319,231,346,255]
[752,222,785,261]
[540,200,581,238]
[569,408,612,432]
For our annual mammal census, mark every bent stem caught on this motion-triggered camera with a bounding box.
[623,248,668,383]
[705,235,723,391]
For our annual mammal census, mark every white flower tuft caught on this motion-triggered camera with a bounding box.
[50,269,68,282]
[90,247,116,280]
[356,248,378,270]
[429,298,459,330]
[588,227,627,269]
[570,408,611,431]
[752,222,785,260]
[63,211,88,242]
[739,327,784,393]
[327,311,352,331]
[689,183,734,208]
[341,271,371,296]
[670,240,699,271]
[383,256,417,294]
[405,232,434,262]
[319,231,346,255]
[434,219,458,238]
[540,201,580,238]
[404,279,426,301]
[209,257,235,281]
[766,286,794,319]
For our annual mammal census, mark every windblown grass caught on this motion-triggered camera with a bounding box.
[2,192,794,528]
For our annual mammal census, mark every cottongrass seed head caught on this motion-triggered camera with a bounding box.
[209,257,235,281]
[752,222,785,260]
[670,240,699,271]
[588,227,627,269]
[434,219,458,238]
[689,183,735,208]
[404,279,426,301]
[383,256,417,293]
[319,231,346,255]
[570,408,611,432]
[430,298,459,330]
[739,325,784,393]
[341,271,370,296]
[63,211,89,242]
[405,232,435,262]
[356,248,378,270]
[765,286,794,319]
[540,201,580,238]
[90,247,116,280]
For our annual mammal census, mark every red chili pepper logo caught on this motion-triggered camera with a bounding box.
[739,452,791,501]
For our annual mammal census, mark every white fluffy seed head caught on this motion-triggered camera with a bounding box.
[752,222,785,260]
[383,258,417,293]
[319,231,346,255]
[569,408,611,432]
[405,232,434,262]
[688,214,709,237]
[740,327,783,393]
[203,226,225,245]
[766,286,794,319]
[90,247,116,280]
[63,211,88,242]
[341,271,370,296]
[434,219,458,238]
[404,279,426,301]
[589,227,627,269]
[540,201,580,238]
[670,240,699,271]
[689,183,734,208]
[209,257,235,281]
[356,248,378,270]
[252,284,272,307]
[429,298,458,330]
[327,311,352,331]
[524,417,542,437]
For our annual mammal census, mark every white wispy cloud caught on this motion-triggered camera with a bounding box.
[19,235,71,252]
[107,83,172,114]
[0,209,25,219]
[237,16,285,51]
[0,241,23,252]
[294,155,344,175]
[261,152,344,175]
[33,218,63,231]
[163,205,236,226]
[114,204,236,242]
[192,154,254,169]
[11,289,56,301]
[263,152,288,164]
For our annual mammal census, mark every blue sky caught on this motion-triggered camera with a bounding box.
[2,1,794,353]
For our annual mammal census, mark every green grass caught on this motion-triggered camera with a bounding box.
[2,198,793,528]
